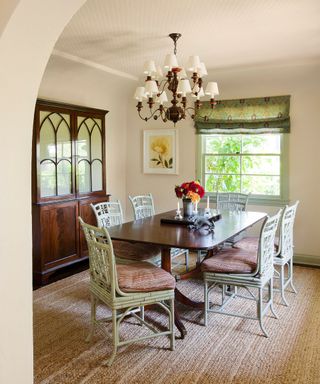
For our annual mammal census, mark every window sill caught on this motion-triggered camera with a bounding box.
[247,197,289,207]
[202,194,289,207]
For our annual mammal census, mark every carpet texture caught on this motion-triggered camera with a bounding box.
[34,265,320,383]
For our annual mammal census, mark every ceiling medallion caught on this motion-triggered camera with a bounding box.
[134,33,219,125]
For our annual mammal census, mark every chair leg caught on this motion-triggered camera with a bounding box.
[139,306,145,325]
[289,259,297,293]
[185,250,189,272]
[279,264,289,306]
[169,298,175,350]
[258,288,268,338]
[196,251,202,265]
[106,309,118,367]
[269,279,278,319]
[204,280,208,326]
[86,293,97,342]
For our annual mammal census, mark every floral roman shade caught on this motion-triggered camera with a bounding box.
[195,95,290,134]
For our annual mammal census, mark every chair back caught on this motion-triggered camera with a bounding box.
[217,192,250,212]
[129,193,155,220]
[278,201,299,259]
[257,210,282,278]
[91,200,123,228]
[79,217,118,298]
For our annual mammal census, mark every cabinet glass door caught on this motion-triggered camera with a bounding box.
[39,111,72,198]
[76,116,103,194]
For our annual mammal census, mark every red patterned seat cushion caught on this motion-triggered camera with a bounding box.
[117,262,175,293]
[113,240,161,261]
[235,237,259,252]
[235,236,279,253]
[201,248,257,274]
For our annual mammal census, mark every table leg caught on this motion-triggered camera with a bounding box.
[161,248,216,337]
[174,248,217,309]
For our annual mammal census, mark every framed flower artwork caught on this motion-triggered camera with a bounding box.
[143,129,178,174]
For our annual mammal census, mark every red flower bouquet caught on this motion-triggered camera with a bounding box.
[175,181,205,203]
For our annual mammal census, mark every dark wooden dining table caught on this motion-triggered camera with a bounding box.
[107,209,267,338]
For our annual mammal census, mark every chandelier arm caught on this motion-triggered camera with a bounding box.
[137,105,165,122]
[160,107,167,122]
[138,106,159,122]
[158,79,170,94]
[138,109,152,122]
[184,106,196,119]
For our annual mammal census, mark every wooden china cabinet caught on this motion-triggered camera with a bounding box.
[32,99,110,285]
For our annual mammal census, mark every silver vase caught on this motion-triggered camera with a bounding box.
[182,198,193,218]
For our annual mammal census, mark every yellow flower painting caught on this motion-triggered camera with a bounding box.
[149,135,173,169]
[144,129,178,174]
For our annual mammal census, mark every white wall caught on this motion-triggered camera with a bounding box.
[126,61,320,258]
[0,1,86,383]
[38,55,134,205]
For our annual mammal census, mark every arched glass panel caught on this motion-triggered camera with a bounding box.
[57,119,71,158]
[92,160,102,192]
[50,113,69,129]
[91,125,102,160]
[77,124,90,158]
[40,116,55,161]
[40,160,56,197]
[57,160,72,195]
[78,160,91,193]
[84,117,95,132]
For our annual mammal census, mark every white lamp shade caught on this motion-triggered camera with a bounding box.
[164,54,179,70]
[198,62,208,77]
[134,86,146,101]
[156,91,168,105]
[156,65,163,79]
[179,67,187,79]
[205,82,219,97]
[177,79,192,96]
[145,80,159,96]
[187,55,201,72]
[143,60,156,75]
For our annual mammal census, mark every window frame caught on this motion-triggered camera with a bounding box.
[196,133,289,207]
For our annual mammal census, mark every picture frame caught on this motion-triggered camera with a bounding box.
[143,129,178,174]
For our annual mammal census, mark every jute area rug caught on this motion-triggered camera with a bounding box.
[34,266,320,384]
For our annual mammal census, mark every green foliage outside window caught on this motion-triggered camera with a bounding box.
[203,135,281,196]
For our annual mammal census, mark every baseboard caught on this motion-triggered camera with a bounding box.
[293,253,320,267]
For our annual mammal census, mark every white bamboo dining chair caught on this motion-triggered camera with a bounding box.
[91,200,161,265]
[236,201,299,306]
[216,192,250,212]
[217,192,250,245]
[202,210,282,337]
[194,192,251,264]
[79,218,175,366]
[128,193,190,271]
[273,201,299,305]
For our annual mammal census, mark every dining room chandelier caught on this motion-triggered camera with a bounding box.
[134,33,219,125]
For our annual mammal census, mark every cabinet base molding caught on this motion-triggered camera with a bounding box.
[33,256,89,286]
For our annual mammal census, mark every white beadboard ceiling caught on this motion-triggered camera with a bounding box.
[54,0,320,79]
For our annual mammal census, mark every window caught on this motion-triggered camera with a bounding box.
[198,134,288,204]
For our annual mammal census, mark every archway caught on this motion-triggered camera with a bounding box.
[0,1,86,382]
